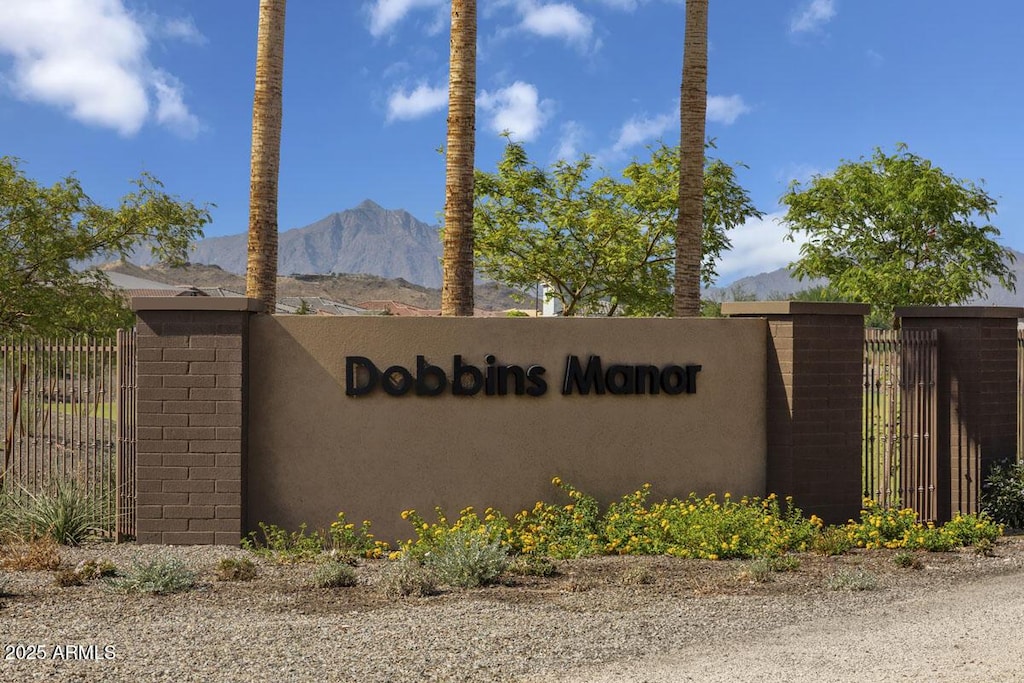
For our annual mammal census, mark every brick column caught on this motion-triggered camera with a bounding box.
[897,306,1022,520]
[131,297,260,545]
[723,302,869,523]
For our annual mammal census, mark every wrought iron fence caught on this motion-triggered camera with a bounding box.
[1,332,135,539]
[863,329,938,520]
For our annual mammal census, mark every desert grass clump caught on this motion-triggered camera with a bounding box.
[379,554,438,599]
[0,536,61,571]
[215,557,257,582]
[14,480,109,545]
[312,559,357,588]
[826,568,879,591]
[108,557,196,595]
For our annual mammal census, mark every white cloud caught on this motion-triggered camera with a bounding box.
[519,2,595,50]
[0,0,200,137]
[152,70,199,138]
[610,112,674,155]
[866,48,884,67]
[367,0,445,37]
[715,212,803,284]
[386,83,448,121]
[159,16,206,45]
[706,94,750,125]
[553,120,585,160]
[477,81,553,142]
[790,0,837,34]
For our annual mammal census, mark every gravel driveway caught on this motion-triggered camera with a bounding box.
[1,536,1022,682]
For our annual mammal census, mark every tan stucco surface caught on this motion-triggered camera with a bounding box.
[247,316,767,543]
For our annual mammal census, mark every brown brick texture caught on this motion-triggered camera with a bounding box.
[763,314,865,524]
[901,315,1018,520]
[135,310,249,545]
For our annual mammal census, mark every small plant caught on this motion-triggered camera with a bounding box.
[70,558,117,581]
[312,559,357,588]
[813,527,853,556]
[511,478,603,558]
[328,513,390,559]
[379,554,438,598]
[0,536,61,571]
[215,557,257,582]
[973,538,995,557]
[506,555,557,578]
[766,554,801,572]
[108,557,196,595]
[620,565,656,586]
[827,568,879,591]
[982,460,1024,528]
[892,551,923,569]
[423,526,508,588]
[14,480,108,545]
[741,558,774,583]
[55,569,84,587]
[242,522,326,563]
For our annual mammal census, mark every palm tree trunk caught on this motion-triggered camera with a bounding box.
[441,0,477,316]
[246,0,286,312]
[674,0,708,317]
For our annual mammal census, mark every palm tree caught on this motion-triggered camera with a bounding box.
[441,0,477,316]
[246,0,287,312]
[674,0,708,317]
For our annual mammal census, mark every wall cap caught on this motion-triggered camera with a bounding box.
[131,297,264,313]
[896,306,1024,319]
[721,301,870,317]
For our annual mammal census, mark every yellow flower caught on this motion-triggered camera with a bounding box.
[551,476,562,487]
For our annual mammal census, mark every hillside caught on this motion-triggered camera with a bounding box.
[105,262,530,312]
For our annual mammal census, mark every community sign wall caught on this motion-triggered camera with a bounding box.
[246,316,768,542]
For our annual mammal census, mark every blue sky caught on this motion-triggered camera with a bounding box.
[0,0,1021,285]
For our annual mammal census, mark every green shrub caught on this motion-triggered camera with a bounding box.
[215,557,257,581]
[74,558,116,580]
[812,527,853,556]
[108,557,196,594]
[312,560,357,588]
[379,554,438,598]
[242,522,326,563]
[601,488,820,559]
[844,500,1002,552]
[328,513,390,559]
[510,478,603,558]
[55,569,84,587]
[9,480,108,545]
[982,460,1024,528]
[423,526,508,588]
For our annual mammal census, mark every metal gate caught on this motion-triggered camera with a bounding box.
[1,330,136,539]
[863,329,938,520]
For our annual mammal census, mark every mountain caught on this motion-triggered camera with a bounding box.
[707,249,1024,305]
[103,262,530,312]
[189,200,444,287]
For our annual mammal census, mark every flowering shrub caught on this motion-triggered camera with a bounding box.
[844,499,1002,551]
[602,488,820,559]
[507,478,603,558]
[328,512,390,559]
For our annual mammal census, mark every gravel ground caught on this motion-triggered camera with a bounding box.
[1,536,1023,682]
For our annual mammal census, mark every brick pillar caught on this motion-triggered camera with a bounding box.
[131,297,260,545]
[897,306,1022,520]
[723,302,869,523]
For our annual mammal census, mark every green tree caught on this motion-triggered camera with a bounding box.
[0,157,210,336]
[783,145,1015,321]
[473,141,761,316]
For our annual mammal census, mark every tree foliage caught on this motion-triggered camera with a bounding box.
[0,157,210,336]
[473,141,762,316]
[783,145,1015,320]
